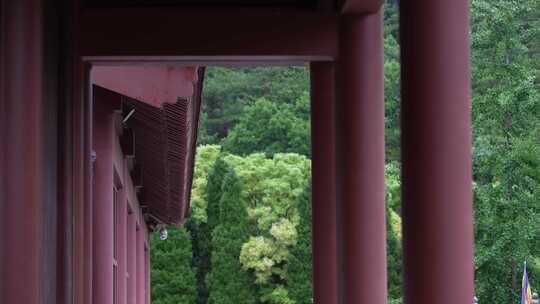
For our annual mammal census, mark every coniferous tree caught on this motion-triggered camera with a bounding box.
[207,169,257,304]
[206,156,230,231]
[190,155,230,304]
[288,181,313,304]
[151,228,197,304]
[186,218,212,304]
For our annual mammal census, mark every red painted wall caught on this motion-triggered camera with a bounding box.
[92,86,152,304]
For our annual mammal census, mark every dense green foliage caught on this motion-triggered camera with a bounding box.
[151,1,539,303]
[227,151,311,303]
[386,163,403,302]
[222,95,311,157]
[287,181,313,304]
[190,155,231,304]
[470,0,540,302]
[206,169,257,304]
[151,228,197,304]
[199,67,309,145]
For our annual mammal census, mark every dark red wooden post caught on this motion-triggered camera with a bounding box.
[145,246,151,304]
[335,9,387,304]
[310,62,338,304]
[136,227,145,304]
[117,164,128,304]
[127,213,137,304]
[400,0,474,303]
[92,90,115,304]
[0,0,43,303]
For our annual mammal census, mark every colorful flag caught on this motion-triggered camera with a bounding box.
[522,262,533,304]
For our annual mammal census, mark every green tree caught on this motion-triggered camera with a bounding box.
[383,0,401,164]
[207,169,257,304]
[232,153,310,303]
[191,151,231,304]
[385,163,403,302]
[201,66,309,143]
[151,227,197,304]
[206,155,230,231]
[190,145,221,224]
[186,145,222,304]
[471,0,540,302]
[288,181,313,304]
[222,95,311,157]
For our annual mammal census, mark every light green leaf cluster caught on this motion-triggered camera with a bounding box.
[225,153,310,283]
[240,236,278,283]
[260,285,297,304]
[270,219,297,247]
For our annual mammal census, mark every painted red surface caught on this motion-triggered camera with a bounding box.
[92,66,197,107]
[400,0,474,303]
[92,86,116,304]
[1,0,476,303]
[335,10,387,304]
[145,247,151,304]
[91,85,153,304]
[117,162,129,304]
[79,8,339,61]
[127,213,137,304]
[136,229,146,304]
[0,1,42,304]
[341,0,383,14]
[310,62,338,304]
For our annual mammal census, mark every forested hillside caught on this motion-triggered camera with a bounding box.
[151,0,540,303]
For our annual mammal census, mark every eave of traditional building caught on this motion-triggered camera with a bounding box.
[92,66,203,226]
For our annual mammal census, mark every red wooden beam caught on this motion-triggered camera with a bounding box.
[340,0,383,15]
[79,8,338,61]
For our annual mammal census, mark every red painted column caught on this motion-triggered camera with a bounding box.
[335,9,386,304]
[0,0,43,303]
[400,1,474,304]
[136,225,145,304]
[92,94,115,304]
[145,246,151,304]
[127,213,137,304]
[84,66,94,304]
[310,62,337,304]
[117,166,128,304]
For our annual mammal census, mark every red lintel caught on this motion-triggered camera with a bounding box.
[341,0,383,15]
[79,8,338,61]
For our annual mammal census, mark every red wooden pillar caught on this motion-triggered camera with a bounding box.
[400,1,474,303]
[92,92,115,304]
[145,246,151,304]
[117,165,128,304]
[310,62,338,304]
[83,68,94,304]
[136,226,145,304]
[335,9,386,304]
[0,0,43,303]
[127,213,137,304]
